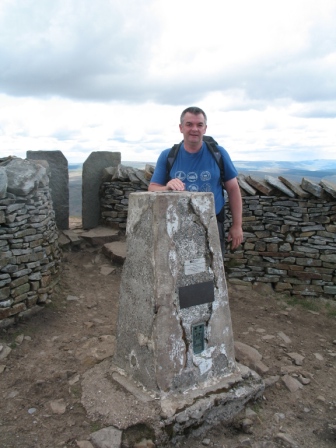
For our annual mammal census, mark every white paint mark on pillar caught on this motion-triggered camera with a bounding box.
[192,346,216,375]
[166,204,179,237]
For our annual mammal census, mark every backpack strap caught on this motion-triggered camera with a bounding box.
[165,136,225,187]
[203,137,226,188]
[165,142,182,184]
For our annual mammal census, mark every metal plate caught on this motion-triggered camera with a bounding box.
[179,281,214,309]
[192,323,205,354]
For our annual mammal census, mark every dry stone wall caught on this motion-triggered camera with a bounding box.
[0,157,62,327]
[100,164,336,301]
[224,195,336,300]
[100,164,150,230]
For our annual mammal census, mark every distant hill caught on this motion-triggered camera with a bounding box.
[233,160,336,182]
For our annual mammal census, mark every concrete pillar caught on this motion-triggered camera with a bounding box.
[26,150,69,230]
[114,191,237,394]
[82,151,121,229]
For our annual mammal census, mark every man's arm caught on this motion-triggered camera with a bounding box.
[224,178,243,250]
[148,178,185,191]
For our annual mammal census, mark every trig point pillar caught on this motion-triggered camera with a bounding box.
[81,191,264,444]
[113,192,259,432]
[114,191,237,392]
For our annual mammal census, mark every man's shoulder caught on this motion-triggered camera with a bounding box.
[158,147,173,159]
[212,144,230,159]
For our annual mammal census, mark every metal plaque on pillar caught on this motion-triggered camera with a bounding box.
[192,323,205,354]
[179,281,214,309]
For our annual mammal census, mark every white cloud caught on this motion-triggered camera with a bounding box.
[0,0,335,163]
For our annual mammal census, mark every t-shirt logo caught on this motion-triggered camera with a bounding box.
[188,184,199,192]
[187,172,198,182]
[176,171,186,181]
[200,171,211,181]
[201,183,212,192]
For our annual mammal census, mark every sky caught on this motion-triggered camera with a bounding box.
[0,0,336,164]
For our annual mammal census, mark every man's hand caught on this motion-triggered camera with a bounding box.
[224,178,243,250]
[227,224,243,250]
[148,179,185,191]
[167,178,185,191]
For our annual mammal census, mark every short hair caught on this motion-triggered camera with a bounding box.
[180,107,207,125]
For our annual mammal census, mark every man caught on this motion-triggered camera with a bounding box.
[148,106,243,252]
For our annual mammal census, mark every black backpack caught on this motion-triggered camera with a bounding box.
[165,136,226,188]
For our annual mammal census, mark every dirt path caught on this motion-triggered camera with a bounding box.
[0,244,335,448]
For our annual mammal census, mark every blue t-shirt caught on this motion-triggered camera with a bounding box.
[150,142,238,214]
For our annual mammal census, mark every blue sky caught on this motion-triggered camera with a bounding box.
[0,0,335,163]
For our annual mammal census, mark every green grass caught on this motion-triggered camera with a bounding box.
[325,302,336,318]
[90,421,103,432]
[279,294,336,318]
[286,296,321,312]
[70,384,82,399]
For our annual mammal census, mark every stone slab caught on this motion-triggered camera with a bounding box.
[27,150,69,230]
[278,176,310,198]
[102,241,126,264]
[82,151,121,229]
[320,179,336,198]
[265,175,295,197]
[90,426,122,448]
[246,176,274,195]
[237,174,257,195]
[301,177,324,198]
[81,359,264,445]
[80,226,120,246]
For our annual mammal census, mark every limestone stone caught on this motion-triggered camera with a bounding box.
[82,152,121,229]
[234,341,269,375]
[237,174,257,195]
[102,166,116,182]
[246,176,274,195]
[287,352,305,366]
[0,167,7,199]
[102,241,126,265]
[301,177,324,198]
[133,169,150,186]
[80,226,119,246]
[275,432,299,447]
[277,332,292,344]
[62,229,82,246]
[49,398,67,414]
[111,164,129,181]
[5,158,48,196]
[0,344,12,360]
[279,176,310,198]
[76,441,94,448]
[265,175,295,197]
[27,150,69,230]
[90,426,122,448]
[282,374,303,393]
[320,179,336,198]
[144,164,155,180]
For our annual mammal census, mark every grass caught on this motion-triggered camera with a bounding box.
[90,421,103,432]
[70,384,82,399]
[325,302,336,318]
[279,294,336,318]
[286,296,321,312]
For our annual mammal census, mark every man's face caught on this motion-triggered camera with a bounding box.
[179,113,207,147]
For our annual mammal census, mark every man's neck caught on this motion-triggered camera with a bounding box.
[183,141,203,153]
